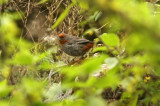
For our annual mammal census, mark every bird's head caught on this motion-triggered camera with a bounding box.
[57,34,69,46]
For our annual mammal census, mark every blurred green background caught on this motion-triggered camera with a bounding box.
[0,0,160,106]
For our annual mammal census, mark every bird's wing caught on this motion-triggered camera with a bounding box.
[76,38,93,44]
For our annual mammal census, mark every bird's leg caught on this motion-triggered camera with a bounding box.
[72,57,77,62]
[68,57,77,65]
[82,49,93,59]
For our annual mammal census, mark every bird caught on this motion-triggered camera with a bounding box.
[57,34,94,56]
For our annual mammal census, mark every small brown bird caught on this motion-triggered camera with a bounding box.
[57,34,93,56]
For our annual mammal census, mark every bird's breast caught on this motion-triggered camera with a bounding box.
[59,40,69,46]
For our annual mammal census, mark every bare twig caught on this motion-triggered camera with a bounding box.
[97,23,108,31]
[51,0,63,15]
[24,0,31,26]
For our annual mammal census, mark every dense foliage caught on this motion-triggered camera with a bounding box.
[0,0,160,106]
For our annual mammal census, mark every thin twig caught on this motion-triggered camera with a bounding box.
[24,0,31,26]
[50,0,63,15]
[97,23,108,31]
[12,1,25,24]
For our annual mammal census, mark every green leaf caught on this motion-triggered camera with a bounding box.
[0,0,8,4]
[37,0,48,4]
[95,11,102,21]
[104,57,119,70]
[0,101,8,106]
[1,66,10,78]
[128,95,138,106]
[61,55,108,85]
[78,55,107,74]
[83,28,98,37]
[77,0,89,10]
[87,96,105,106]
[22,78,46,101]
[1,15,19,37]
[38,60,55,70]
[92,46,107,53]
[100,33,120,47]
[95,67,120,88]
[0,80,12,97]
[12,50,34,65]
[52,2,76,29]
